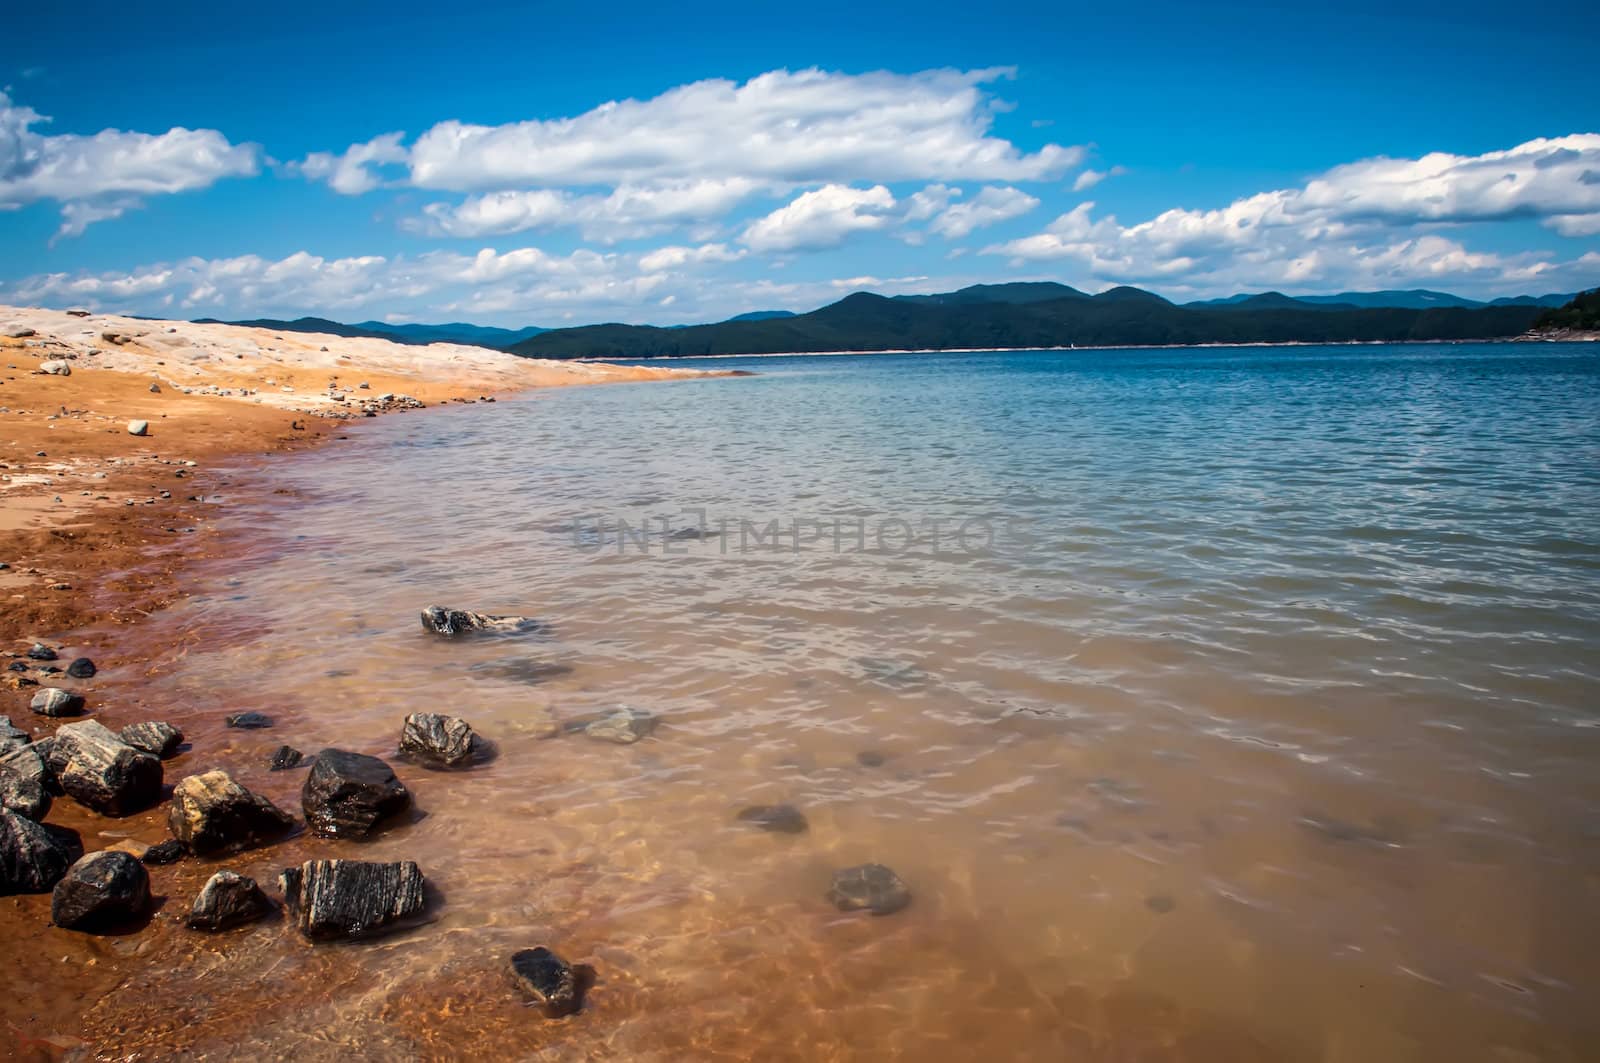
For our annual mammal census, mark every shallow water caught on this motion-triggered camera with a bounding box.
[111,344,1600,1059]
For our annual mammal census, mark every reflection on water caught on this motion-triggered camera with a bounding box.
[94,345,1600,1059]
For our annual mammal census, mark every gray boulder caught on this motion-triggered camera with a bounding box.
[399,712,479,768]
[509,947,581,1017]
[419,605,544,638]
[187,870,274,931]
[0,743,52,820]
[65,657,96,679]
[301,749,410,838]
[826,863,911,915]
[168,770,294,854]
[0,715,29,754]
[280,859,426,941]
[51,850,151,931]
[0,809,75,893]
[51,720,162,816]
[120,721,184,758]
[38,360,71,376]
[30,687,85,718]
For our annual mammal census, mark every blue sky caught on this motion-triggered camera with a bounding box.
[3,0,1597,326]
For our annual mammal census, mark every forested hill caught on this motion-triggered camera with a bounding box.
[508,286,1545,360]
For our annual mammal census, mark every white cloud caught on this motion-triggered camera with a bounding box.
[905,184,960,221]
[1073,165,1127,192]
[413,177,765,241]
[926,185,1039,238]
[0,91,259,238]
[741,184,897,252]
[638,242,745,273]
[296,132,408,195]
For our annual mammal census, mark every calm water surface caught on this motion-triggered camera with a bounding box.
[113,344,1600,1060]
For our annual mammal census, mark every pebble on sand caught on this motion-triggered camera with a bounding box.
[127,420,149,436]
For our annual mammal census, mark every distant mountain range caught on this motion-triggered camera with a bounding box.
[193,284,1577,359]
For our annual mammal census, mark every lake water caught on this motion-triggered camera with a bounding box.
[101,343,1600,1060]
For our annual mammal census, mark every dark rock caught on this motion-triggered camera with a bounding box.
[580,707,657,745]
[225,711,273,730]
[51,721,162,816]
[187,870,274,931]
[269,745,304,771]
[0,809,75,893]
[279,859,426,941]
[65,657,96,679]
[736,804,809,834]
[399,712,479,768]
[120,721,184,759]
[29,687,85,717]
[0,743,51,820]
[6,661,26,674]
[419,605,545,638]
[51,850,151,930]
[169,770,295,854]
[1145,894,1177,914]
[469,657,573,686]
[0,714,28,753]
[301,749,410,838]
[25,644,57,662]
[856,750,887,768]
[826,863,911,915]
[142,839,188,866]
[509,946,581,1017]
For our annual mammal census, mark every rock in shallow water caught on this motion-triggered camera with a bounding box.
[120,720,184,759]
[51,850,150,931]
[29,687,84,718]
[51,720,162,816]
[736,804,809,834]
[301,750,410,838]
[826,863,911,915]
[399,712,479,768]
[0,809,76,893]
[419,605,545,638]
[169,770,295,854]
[509,946,581,1017]
[579,707,657,745]
[269,745,304,771]
[279,859,426,941]
[188,870,274,931]
[225,711,273,730]
[142,839,187,865]
[0,743,52,820]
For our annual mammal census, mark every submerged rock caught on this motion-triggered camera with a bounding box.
[509,946,581,1017]
[269,745,304,771]
[0,743,52,820]
[142,839,187,866]
[736,804,809,834]
[169,770,295,854]
[279,859,426,941]
[51,721,162,816]
[826,863,911,915]
[120,721,184,759]
[29,687,85,718]
[579,707,657,745]
[0,809,75,893]
[225,711,273,730]
[419,605,545,638]
[187,870,274,931]
[399,712,479,768]
[51,850,151,931]
[301,750,411,838]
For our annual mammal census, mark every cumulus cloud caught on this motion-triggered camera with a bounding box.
[926,185,1039,238]
[296,132,408,195]
[741,184,897,252]
[1072,165,1127,192]
[413,177,765,241]
[0,91,259,238]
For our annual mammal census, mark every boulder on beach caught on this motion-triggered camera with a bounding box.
[579,707,657,745]
[0,809,76,894]
[39,360,71,376]
[399,712,480,768]
[509,946,582,1017]
[51,850,151,931]
[225,711,273,730]
[29,687,85,718]
[187,870,275,931]
[169,770,295,854]
[120,720,184,759]
[301,749,411,838]
[0,743,53,820]
[279,859,426,941]
[419,605,545,638]
[51,721,162,816]
[269,745,304,771]
[736,804,809,834]
[826,863,911,915]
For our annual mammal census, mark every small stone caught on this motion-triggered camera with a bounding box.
[0,809,76,894]
[65,657,96,679]
[25,644,57,662]
[419,605,545,638]
[187,870,274,931]
[581,707,657,745]
[51,720,163,816]
[736,804,809,834]
[399,712,479,768]
[148,382,161,393]
[120,721,184,759]
[301,749,411,838]
[269,745,304,771]
[827,863,911,915]
[51,850,151,931]
[1145,894,1177,914]
[39,360,72,376]
[856,751,887,768]
[225,711,273,729]
[0,744,52,820]
[142,839,187,866]
[127,420,149,436]
[509,947,581,1017]
[4,662,24,674]
[30,687,85,718]
[279,859,426,941]
[168,770,295,854]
